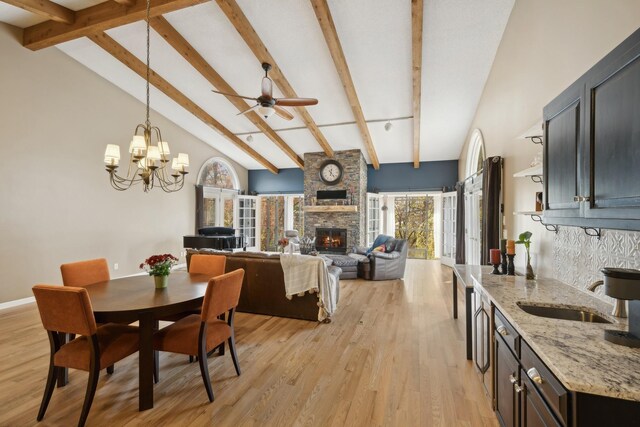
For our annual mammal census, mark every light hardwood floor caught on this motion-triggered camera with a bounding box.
[0,260,497,427]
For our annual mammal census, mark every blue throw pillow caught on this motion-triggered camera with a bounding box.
[366,235,392,254]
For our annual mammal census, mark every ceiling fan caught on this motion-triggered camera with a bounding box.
[211,63,318,121]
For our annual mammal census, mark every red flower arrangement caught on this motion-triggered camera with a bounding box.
[140,253,179,276]
[277,238,289,248]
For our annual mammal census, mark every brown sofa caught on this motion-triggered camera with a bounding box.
[186,250,341,321]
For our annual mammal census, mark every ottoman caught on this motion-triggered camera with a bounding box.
[348,253,371,280]
[324,254,358,279]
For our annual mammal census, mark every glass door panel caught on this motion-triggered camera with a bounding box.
[237,196,257,250]
[394,195,435,259]
[367,193,380,246]
[260,196,286,252]
[441,191,457,267]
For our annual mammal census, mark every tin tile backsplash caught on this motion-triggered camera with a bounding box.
[553,227,640,302]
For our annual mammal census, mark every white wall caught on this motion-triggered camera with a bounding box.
[458,0,640,278]
[0,23,247,303]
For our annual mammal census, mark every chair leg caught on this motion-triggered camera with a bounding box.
[228,336,241,376]
[106,365,114,375]
[57,333,70,387]
[37,363,59,421]
[197,347,214,403]
[78,365,99,427]
[154,351,159,384]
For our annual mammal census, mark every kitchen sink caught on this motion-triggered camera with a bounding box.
[516,302,612,323]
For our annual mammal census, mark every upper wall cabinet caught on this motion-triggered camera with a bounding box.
[543,26,640,231]
[543,79,584,222]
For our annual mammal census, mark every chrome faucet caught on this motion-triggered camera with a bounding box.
[588,280,627,318]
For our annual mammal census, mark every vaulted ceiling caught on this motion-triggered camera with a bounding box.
[0,0,514,172]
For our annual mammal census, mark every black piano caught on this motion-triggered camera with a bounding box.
[183,227,245,251]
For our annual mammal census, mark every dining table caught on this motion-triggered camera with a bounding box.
[80,271,211,411]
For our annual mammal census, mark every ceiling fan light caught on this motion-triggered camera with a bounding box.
[257,105,275,119]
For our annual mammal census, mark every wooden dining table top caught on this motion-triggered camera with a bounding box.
[85,272,211,321]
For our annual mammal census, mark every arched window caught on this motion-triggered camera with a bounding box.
[466,129,486,178]
[197,157,240,190]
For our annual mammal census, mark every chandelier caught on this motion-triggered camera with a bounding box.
[103,0,189,192]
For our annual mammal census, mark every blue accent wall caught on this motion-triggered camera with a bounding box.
[367,160,458,192]
[248,160,458,194]
[248,168,304,194]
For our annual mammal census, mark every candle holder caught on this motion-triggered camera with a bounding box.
[491,262,501,274]
[501,252,508,275]
[507,254,515,276]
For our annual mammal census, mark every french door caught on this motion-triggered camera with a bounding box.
[236,196,258,251]
[202,187,238,228]
[465,178,483,266]
[393,194,435,259]
[441,191,457,267]
[367,193,381,246]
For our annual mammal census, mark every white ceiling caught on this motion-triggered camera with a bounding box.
[0,0,514,170]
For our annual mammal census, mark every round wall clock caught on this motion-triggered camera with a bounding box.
[319,159,343,185]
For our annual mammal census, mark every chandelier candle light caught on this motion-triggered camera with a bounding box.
[103,0,189,192]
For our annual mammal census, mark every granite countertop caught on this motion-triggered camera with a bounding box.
[456,265,640,402]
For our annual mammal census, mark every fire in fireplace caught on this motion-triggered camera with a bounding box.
[315,228,347,253]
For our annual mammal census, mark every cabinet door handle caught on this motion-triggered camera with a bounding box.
[514,383,524,393]
[527,367,543,384]
[509,374,517,384]
[497,325,508,336]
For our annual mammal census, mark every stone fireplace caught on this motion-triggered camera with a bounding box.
[303,149,367,251]
[315,228,348,253]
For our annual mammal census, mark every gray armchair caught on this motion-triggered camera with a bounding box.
[352,237,409,281]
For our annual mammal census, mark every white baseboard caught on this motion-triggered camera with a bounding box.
[0,263,188,311]
[0,296,35,310]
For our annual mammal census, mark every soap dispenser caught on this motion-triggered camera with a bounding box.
[601,268,640,348]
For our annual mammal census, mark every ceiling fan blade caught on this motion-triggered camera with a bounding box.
[261,77,273,97]
[275,98,318,107]
[236,104,260,116]
[211,89,256,102]
[273,105,294,121]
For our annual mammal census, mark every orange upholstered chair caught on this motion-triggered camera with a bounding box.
[60,258,110,287]
[32,284,139,427]
[154,269,244,402]
[162,254,228,327]
[189,254,226,277]
[60,258,116,377]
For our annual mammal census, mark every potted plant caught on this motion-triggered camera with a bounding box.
[140,253,179,289]
[277,238,289,254]
[515,231,535,280]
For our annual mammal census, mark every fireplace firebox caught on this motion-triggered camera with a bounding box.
[315,228,347,253]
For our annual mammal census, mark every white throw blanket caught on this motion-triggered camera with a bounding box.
[280,254,338,322]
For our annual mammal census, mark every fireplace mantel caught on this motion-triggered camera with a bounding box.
[303,205,358,213]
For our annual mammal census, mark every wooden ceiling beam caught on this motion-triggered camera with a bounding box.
[1,0,75,24]
[112,0,135,6]
[412,0,423,168]
[150,16,303,169]
[215,0,334,158]
[23,0,208,51]
[88,31,279,174]
[309,0,380,169]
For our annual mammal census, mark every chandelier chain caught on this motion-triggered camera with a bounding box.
[145,0,151,128]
